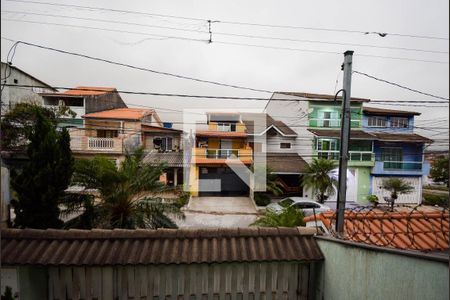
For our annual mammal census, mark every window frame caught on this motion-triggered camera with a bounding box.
[367,116,387,127]
[280,142,291,149]
[391,117,409,128]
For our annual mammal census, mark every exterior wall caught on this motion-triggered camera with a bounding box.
[371,176,422,204]
[208,121,246,132]
[266,135,297,153]
[363,114,414,133]
[84,92,127,114]
[143,132,181,152]
[37,262,312,299]
[308,103,362,128]
[1,166,11,228]
[315,238,448,300]
[356,167,372,203]
[0,63,54,111]
[266,93,313,163]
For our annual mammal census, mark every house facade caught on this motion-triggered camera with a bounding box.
[0,62,57,111]
[39,86,127,128]
[188,113,253,197]
[267,92,373,203]
[267,92,432,204]
[362,107,432,203]
[69,107,162,161]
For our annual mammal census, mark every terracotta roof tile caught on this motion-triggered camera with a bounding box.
[64,86,116,96]
[371,132,433,143]
[304,210,449,251]
[83,108,154,120]
[1,227,323,266]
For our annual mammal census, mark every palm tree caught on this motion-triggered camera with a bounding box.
[66,148,184,229]
[251,205,305,227]
[382,178,414,211]
[301,158,337,203]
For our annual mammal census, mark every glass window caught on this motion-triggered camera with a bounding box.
[280,199,294,207]
[280,143,291,149]
[97,130,118,138]
[391,117,408,128]
[368,116,387,127]
[381,147,402,161]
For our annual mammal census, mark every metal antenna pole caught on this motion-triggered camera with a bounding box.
[336,50,353,234]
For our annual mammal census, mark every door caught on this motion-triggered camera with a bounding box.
[199,167,249,196]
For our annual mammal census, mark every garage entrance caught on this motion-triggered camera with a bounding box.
[199,167,249,196]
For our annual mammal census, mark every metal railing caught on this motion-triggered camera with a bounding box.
[383,161,423,171]
[317,150,374,161]
[309,118,361,128]
[88,137,114,150]
[206,149,240,159]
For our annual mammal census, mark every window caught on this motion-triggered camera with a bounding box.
[391,117,408,128]
[280,143,291,149]
[217,123,236,132]
[381,147,402,161]
[153,137,173,152]
[13,79,18,84]
[323,112,331,127]
[97,130,118,138]
[368,116,387,127]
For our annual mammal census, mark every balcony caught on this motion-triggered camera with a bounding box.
[207,122,246,133]
[317,150,375,166]
[192,148,252,164]
[309,118,361,128]
[70,136,123,153]
[372,160,428,175]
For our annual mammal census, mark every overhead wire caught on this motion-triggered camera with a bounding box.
[4,0,450,41]
[2,10,448,55]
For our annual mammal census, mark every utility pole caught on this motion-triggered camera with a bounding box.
[336,50,353,234]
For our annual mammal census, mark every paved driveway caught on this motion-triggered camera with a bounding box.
[176,211,257,228]
[178,196,258,228]
[187,196,257,214]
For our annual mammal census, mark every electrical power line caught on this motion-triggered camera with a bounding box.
[353,70,450,101]
[2,10,448,55]
[0,37,272,94]
[4,0,450,41]
[3,83,450,105]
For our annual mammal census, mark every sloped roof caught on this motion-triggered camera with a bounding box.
[263,153,308,173]
[83,108,154,120]
[371,132,433,143]
[363,106,421,116]
[64,86,116,96]
[276,92,370,103]
[1,227,323,266]
[1,62,57,91]
[243,114,297,136]
[308,129,375,140]
[304,210,449,252]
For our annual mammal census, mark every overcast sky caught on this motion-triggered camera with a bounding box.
[1,0,449,149]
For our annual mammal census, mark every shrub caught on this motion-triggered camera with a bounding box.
[251,205,305,227]
[254,193,271,206]
[423,193,448,207]
[176,191,191,208]
[366,195,379,203]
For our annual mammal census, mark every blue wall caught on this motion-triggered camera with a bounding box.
[363,114,414,133]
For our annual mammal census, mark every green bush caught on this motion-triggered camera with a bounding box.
[175,191,191,208]
[423,193,448,207]
[254,193,271,206]
[366,195,379,203]
[251,205,305,227]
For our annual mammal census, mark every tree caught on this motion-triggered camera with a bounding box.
[10,110,74,228]
[382,178,414,211]
[251,205,305,227]
[68,148,184,229]
[301,158,337,203]
[1,102,75,151]
[430,156,449,186]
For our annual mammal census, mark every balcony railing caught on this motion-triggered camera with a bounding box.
[217,123,236,132]
[309,118,361,128]
[383,161,422,171]
[206,149,240,159]
[88,137,114,149]
[317,150,374,161]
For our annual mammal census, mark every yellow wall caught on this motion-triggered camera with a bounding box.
[189,165,199,196]
[208,138,220,148]
[207,121,246,132]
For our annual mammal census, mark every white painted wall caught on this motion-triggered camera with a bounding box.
[266,93,314,163]
[372,177,422,204]
[266,135,297,153]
